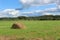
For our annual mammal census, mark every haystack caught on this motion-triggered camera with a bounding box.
[11,22,26,29]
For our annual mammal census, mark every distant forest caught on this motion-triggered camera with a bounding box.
[0,15,60,20]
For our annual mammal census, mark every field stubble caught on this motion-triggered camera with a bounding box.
[0,20,60,40]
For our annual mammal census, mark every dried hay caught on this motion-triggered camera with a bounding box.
[11,22,26,29]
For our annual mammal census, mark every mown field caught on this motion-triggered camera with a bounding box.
[0,20,60,40]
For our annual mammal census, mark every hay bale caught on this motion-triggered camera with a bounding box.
[11,22,26,29]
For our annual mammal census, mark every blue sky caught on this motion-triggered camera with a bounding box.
[0,0,59,17]
[0,0,22,10]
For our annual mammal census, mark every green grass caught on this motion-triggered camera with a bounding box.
[0,20,60,40]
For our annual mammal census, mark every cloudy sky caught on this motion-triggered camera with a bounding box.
[0,0,59,17]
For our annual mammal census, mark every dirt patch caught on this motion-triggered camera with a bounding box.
[0,36,27,40]
[29,38,43,40]
[11,22,26,29]
[0,36,17,40]
[44,36,55,40]
[0,36,56,40]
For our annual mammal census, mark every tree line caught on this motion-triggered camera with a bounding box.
[0,15,60,20]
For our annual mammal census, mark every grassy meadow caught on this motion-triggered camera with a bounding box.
[0,20,60,40]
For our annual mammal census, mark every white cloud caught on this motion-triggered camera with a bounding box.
[44,7,57,12]
[57,5,60,9]
[19,0,60,15]
[43,12,54,15]
[20,0,34,4]
[32,7,57,13]
[3,9,20,15]
[21,11,33,14]
[43,12,60,15]
[0,6,60,17]
[0,9,21,17]
[20,0,57,7]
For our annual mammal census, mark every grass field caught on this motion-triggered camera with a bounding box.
[0,20,60,40]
